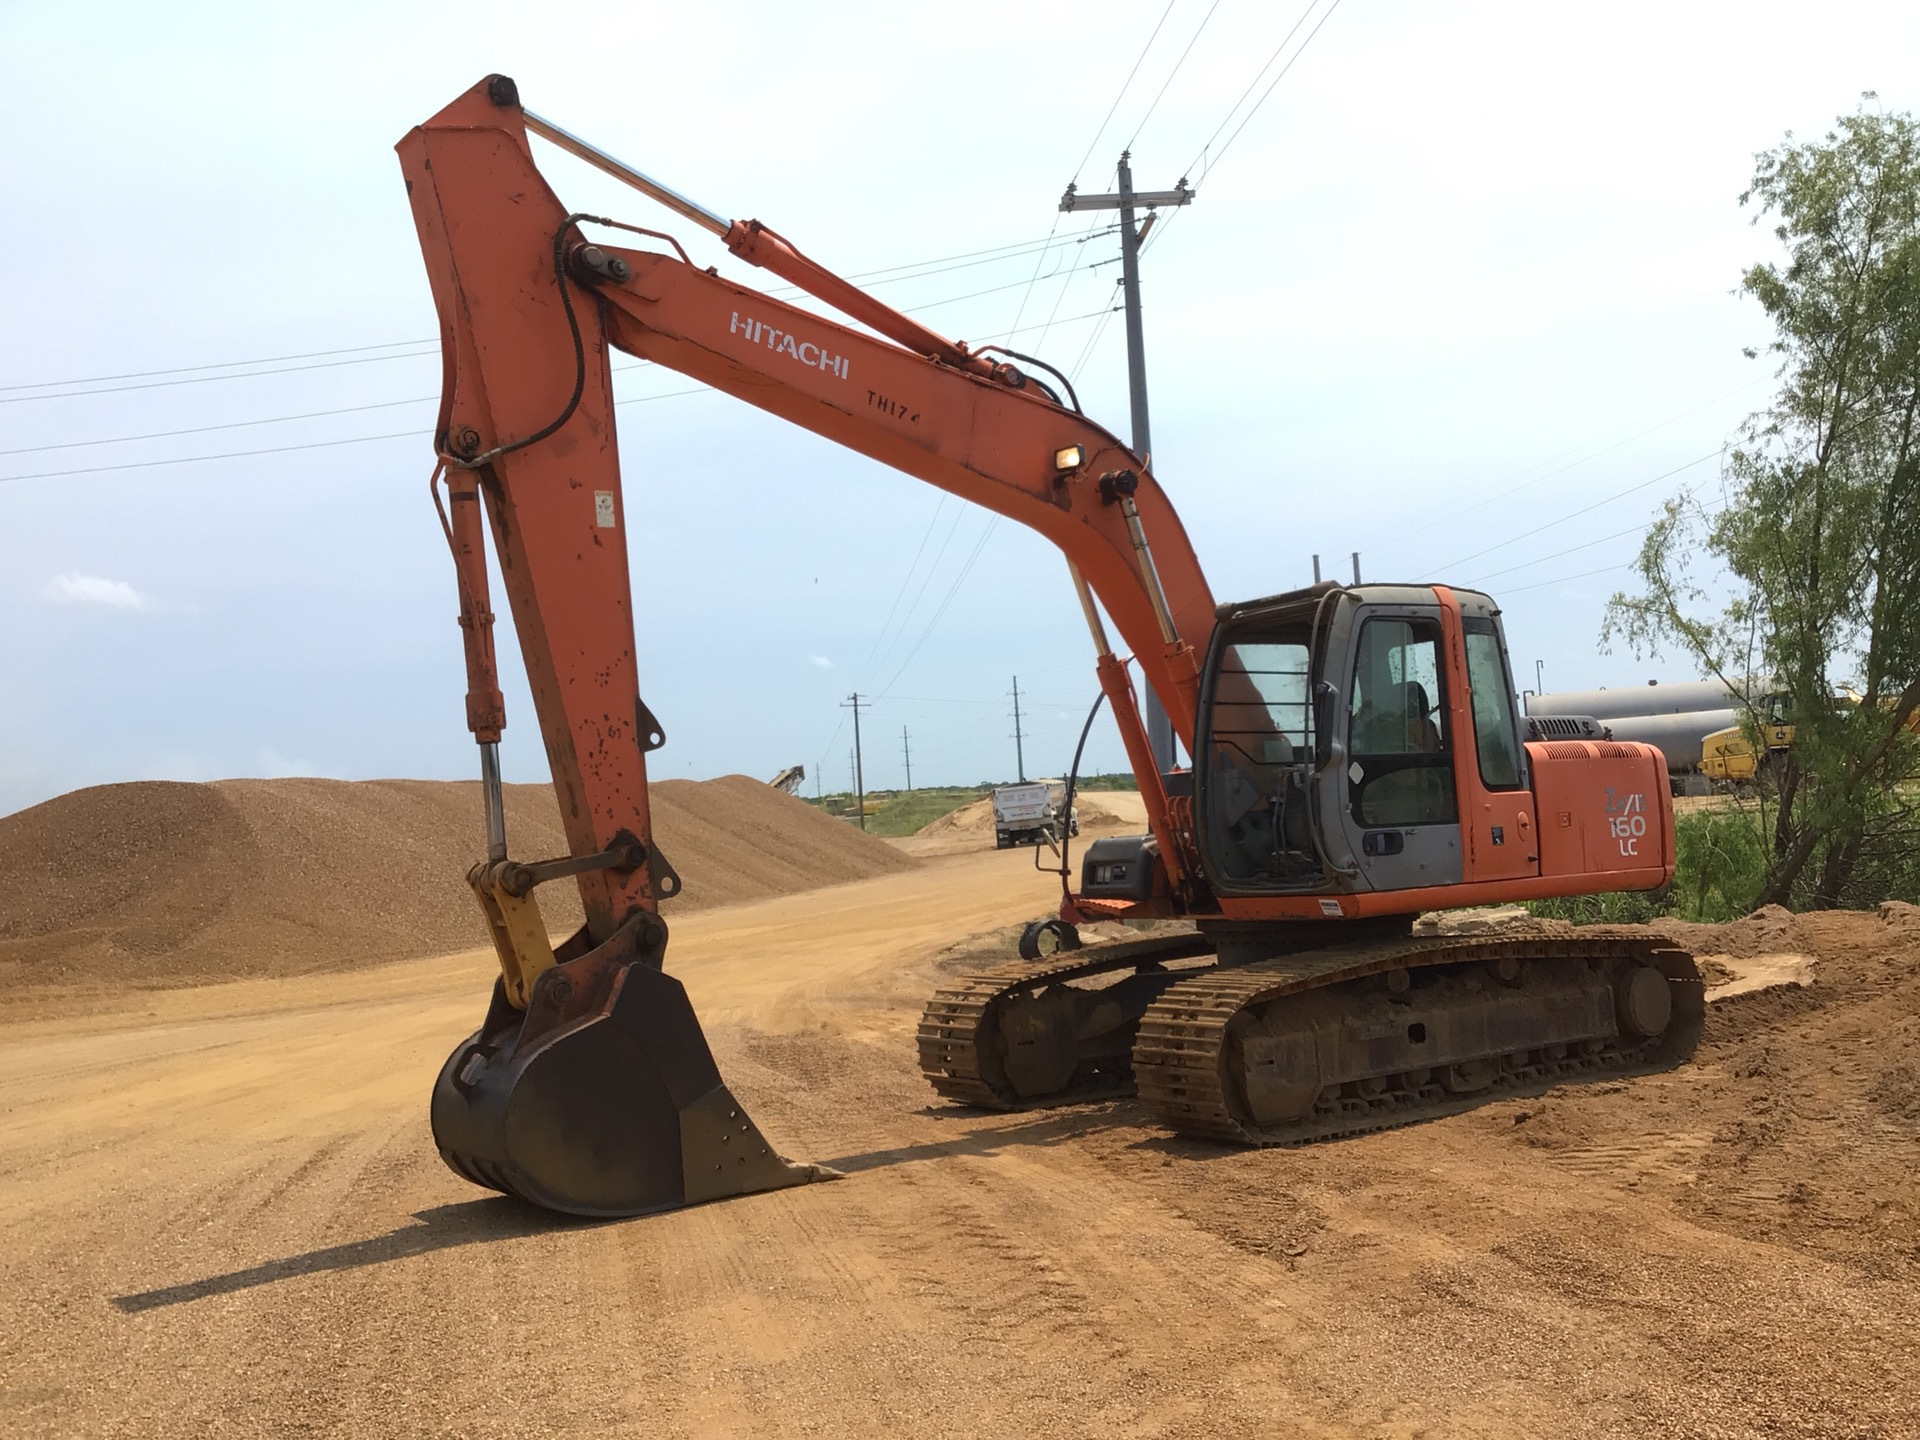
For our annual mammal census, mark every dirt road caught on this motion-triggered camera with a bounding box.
[2,843,1916,1438]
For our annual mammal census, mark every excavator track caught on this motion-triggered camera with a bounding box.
[1134,930,1703,1146]
[917,932,1217,1110]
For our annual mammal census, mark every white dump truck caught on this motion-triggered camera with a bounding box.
[991,781,1079,850]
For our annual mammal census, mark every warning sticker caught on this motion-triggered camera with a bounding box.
[1318,898,1342,917]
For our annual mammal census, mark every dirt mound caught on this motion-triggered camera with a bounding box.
[1652,901,1806,959]
[0,775,913,991]
[1478,904,1920,1284]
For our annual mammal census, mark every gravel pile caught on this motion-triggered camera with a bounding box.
[0,775,912,990]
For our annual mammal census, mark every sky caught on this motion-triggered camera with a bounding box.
[3,0,1917,820]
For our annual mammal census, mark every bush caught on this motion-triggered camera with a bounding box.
[1526,806,1767,925]
[1670,807,1769,922]
[1525,889,1667,926]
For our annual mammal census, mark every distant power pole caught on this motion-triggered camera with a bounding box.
[1061,153,1193,777]
[1010,676,1029,783]
[901,726,913,792]
[842,692,867,830]
[1351,552,1362,585]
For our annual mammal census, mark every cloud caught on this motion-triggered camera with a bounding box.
[808,654,832,669]
[43,572,152,611]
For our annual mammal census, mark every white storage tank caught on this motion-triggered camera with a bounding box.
[1526,679,1740,722]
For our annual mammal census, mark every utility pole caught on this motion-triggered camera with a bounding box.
[1062,155,1193,777]
[1010,676,1028,783]
[901,726,913,793]
[842,693,867,830]
[1351,552,1362,585]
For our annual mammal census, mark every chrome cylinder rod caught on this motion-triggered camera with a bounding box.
[1117,494,1180,647]
[480,741,508,864]
[523,108,730,238]
[1067,562,1113,657]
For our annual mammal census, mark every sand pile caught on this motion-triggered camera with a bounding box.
[0,775,912,990]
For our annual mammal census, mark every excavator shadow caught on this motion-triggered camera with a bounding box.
[819,1104,1135,1175]
[111,1196,578,1314]
[114,1113,1131,1313]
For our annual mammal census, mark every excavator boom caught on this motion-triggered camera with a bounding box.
[398,75,1220,1214]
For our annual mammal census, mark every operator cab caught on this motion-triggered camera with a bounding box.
[1189,583,1527,897]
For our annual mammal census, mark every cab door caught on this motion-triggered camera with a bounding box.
[1449,595,1538,883]
[1333,605,1466,892]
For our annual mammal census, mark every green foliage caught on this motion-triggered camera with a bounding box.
[1525,889,1666,926]
[804,785,991,837]
[1063,772,1140,792]
[1669,807,1769,922]
[805,772,1143,837]
[1529,808,1767,925]
[1603,98,1920,910]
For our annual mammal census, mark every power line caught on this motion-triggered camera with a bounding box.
[2,231,1107,404]
[1029,209,1115,355]
[1008,216,1066,341]
[1182,0,1344,183]
[1379,377,1767,545]
[855,496,950,681]
[895,268,1084,316]
[0,346,443,405]
[1421,448,1723,577]
[777,226,1118,302]
[1483,486,1734,596]
[1125,0,1224,153]
[866,503,970,684]
[874,515,1000,699]
[1068,293,1125,383]
[0,302,1123,483]
[1070,0,1179,186]
[0,385,713,484]
[974,305,1125,346]
[0,393,437,456]
[1469,488,1709,586]
[1498,562,1636,597]
[0,338,438,393]
[0,360,665,457]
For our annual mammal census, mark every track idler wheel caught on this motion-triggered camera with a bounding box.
[430,913,835,1218]
[1017,918,1082,962]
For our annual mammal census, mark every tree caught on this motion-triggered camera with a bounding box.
[1605,98,1920,909]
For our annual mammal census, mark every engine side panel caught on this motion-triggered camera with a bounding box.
[1528,740,1675,883]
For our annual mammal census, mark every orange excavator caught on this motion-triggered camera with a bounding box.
[398,77,1701,1217]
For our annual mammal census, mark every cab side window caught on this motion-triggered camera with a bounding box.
[1206,636,1318,881]
[1462,620,1522,789]
[1347,618,1455,827]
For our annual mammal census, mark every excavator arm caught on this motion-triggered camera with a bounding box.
[397,76,1216,1215]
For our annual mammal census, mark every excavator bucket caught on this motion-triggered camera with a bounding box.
[430,919,833,1217]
